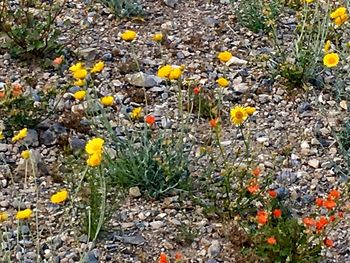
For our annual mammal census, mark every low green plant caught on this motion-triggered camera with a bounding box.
[99,0,144,18]
[0,0,65,59]
[337,119,350,177]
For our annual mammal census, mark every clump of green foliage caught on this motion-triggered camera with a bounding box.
[0,0,65,59]
[99,0,144,18]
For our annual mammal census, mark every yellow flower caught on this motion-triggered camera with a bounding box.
[230,106,248,126]
[245,107,256,115]
[131,107,142,119]
[169,68,182,80]
[74,79,86,87]
[217,51,233,63]
[69,62,84,72]
[73,90,86,101]
[12,128,27,142]
[152,33,163,42]
[157,65,172,78]
[85,138,104,155]
[73,69,88,80]
[87,153,102,167]
[323,53,339,68]
[323,40,331,53]
[305,0,313,3]
[50,190,69,204]
[0,211,8,222]
[0,131,3,140]
[100,96,114,106]
[21,150,30,159]
[91,61,104,74]
[216,77,229,88]
[121,30,137,41]
[16,208,32,220]
[330,7,348,26]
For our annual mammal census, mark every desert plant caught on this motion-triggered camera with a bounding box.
[99,0,144,18]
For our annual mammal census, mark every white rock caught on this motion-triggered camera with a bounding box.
[150,221,165,229]
[226,56,248,66]
[308,159,319,169]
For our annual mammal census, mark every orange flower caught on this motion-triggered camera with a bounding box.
[316,216,328,231]
[267,236,277,245]
[268,190,277,198]
[159,252,168,263]
[257,210,268,225]
[328,189,340,200]
[273,209,282,218]
[315,198,324,207]
[324,238,334,247]
[252,167,260,177]
[209,118,219,128]
[303,217,316,227]
[53,56,63,65]
[323,199,336,210]
[338,211,344,218]
[193,86,201,95]
[329,215,336,222]
[175,252,182,262]
[12,83,22,97]
[0,92,5,99]
[145,115,156,125]
[247,184,259,194]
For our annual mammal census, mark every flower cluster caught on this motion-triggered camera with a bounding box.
[157,65,183,80]
[85,137,104,167]
[230,106,256,126]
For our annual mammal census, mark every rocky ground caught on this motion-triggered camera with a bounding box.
[0,0,350,262]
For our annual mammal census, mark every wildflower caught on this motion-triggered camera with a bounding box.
[316,216,328,231]
[330,7,348,26]
[328,189,340,200]
[87,153,102,167]
[145,115,156,125]
[50,190,69,204]
[329,215,336,222]
[152,33,163,42]
[12,83,22,97]
[247,184,259,194]
[216,77,229,88]
[323,40,331,53]
[73,68,88,79]
[217,51,232,63]
[159,252,168,263]
[131,107,142,119]
[273,209,282,218]
[0,211,8,222]
[0,131,4,140]
[245,106,256,116]
[193,86,201,95]
[315,198,324,207]
[73,90,86,101]
[338,211,344,218]
[69,62,84,72]
[324,238,334,247]
[323,53,339,68]
[257,210,268,225]
[323,199,336,210]
[15,208,32,220]
[209,118,219,128]
[267,236,277,245]
[85,138,104,155]
[121,30,137,41]
[91,61,104,74]
[252,167,260,177]
[0,92,5,99]
[53,56,63,65]
[303,217,316,226]
[230,106,248,126]
[157,65,173,78]
[305,0,314,3]
[12,128,27,142]
[21,150,30,160]
[74,79,86,87]
[175,252,182,262]
[169,68,182,80]
[100,96,114,106]
[268,189,277,198]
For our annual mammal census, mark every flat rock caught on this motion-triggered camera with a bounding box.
[126,72,163,88]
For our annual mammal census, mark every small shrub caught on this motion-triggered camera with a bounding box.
[99,0,144,18]
[0,0,64,59]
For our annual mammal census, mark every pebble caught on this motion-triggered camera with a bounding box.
[150,221,165,229]
[208,240,221,258]
[129,186,141,198]
[308,159,320,169]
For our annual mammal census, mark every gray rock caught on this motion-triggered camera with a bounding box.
[16,150,48,177]
[126,72,163,88]
[0,143,8,152]
[150,221,165,229]
[20,225,30,235]
[52,123,67,134]
[40,130,56,146]
[52,236,63,250]
[102,52,113,61]
[0,164,11,177]
[23,129,39,147]
[297,102,312,114]
[78,47,97,61]
[69,137,86,150]
[203,17,219,27]
[114,235,146,245]
[164,0,178,8]
[208,240,221,258]
[83,250,99,263]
